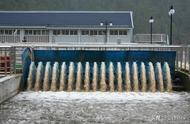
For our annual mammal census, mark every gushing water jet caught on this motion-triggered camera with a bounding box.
[125,62,131,92]
[163,62,172,92]
[50,62,59,91]
[92,62,98,91]
[140,62,147,92]
[148,62,156,92]
[43,62,51,91]
[27,62,36,90]
[132,62,139,92]
[100,62,107,91]
[155,62,164,92]
[59,62,66,91]
[67,62,74,91]
[117,62,122,92]
[109,62,115,92]
[76,62,82,91]
[84,62,90,91]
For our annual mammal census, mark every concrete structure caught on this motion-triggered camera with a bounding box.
[0,75,21,103]
[0,11,134,44]
[175,71,190,91]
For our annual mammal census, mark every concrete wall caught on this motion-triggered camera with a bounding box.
[0,75,21,103]
[176,71,190,91]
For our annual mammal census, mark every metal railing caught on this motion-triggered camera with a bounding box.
[25,35,49,43]
[134,34,169,44]
[0,35,49,43]
[0,35,20,43]
[0,44,189,75]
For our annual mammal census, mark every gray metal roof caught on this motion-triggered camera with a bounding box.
[0,11,133,28]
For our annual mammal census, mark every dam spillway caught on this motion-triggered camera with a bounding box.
[2,45,190,123]
[21,48,176,92]
[26,61,172,92]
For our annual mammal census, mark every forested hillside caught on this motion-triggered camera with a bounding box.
[0,0,189,44]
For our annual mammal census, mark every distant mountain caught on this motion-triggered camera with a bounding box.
[0,0,189,44]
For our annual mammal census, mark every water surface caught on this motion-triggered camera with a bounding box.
[0,92,190,124]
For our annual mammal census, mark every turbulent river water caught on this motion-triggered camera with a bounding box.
[0,92,190,124]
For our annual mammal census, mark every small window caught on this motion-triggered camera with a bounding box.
[70,30,74,35]
[53,30,56,35]
[4,30,12,35]
[0,30,4,35]
[114,30,118,35]
[62,30,69,35]
[25,30,29,35]
[62,30,66,35]
[98,30,104,35]
[110,30,113,35]
[123,30,127,35]
[25,30,33,35]
[10,29,20,35]
[28,30,32,35]
[82,30,89,35]
[66,30,69,35]
[34,30,41,35]
[5,30,9,35]
[90,30,94,35]
[119,30,128,35]
[16,30,20,35]
[110,30,118,35]
[9,30,12,35]
[89,30,98,35]
[70,30,77,35]
[42,30,48,35]
[53,30,61,35]
[94,30,97,35]
[73,30,78,35]
[33,30,37,35]
[42,30,45,35]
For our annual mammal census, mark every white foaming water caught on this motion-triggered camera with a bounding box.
[27,61,173,92]
[67,62,74,91]
[109,62,115,92]
[5,92,190,124]
[59,62,66,91]
[148,62,156,92]
[125,62,131,92]
[117,62,123,92]
[132,62,139,92]
[140,62,147,92]
[76,62,82,91]
[84,62,90,91]
[100,62,107,91]
[43,62,51,91]
[92,62,98,91]
[34,62,43,91]
[155,62,164,92]
[15,92,184,102]
[163,62,172,92]
[27,62,36,90]
[50,62,59,91]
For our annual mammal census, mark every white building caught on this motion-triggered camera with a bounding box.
[0,11,134,44]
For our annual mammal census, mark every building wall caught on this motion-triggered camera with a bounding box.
[0,28,133,44]
[53,29,133,44]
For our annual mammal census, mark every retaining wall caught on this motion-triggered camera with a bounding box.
[0,75,21,103]
[176,71,190,91]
